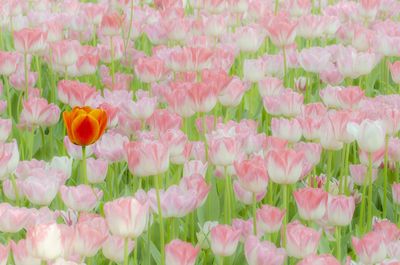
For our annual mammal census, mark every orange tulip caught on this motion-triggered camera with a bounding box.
[63,106,108,146]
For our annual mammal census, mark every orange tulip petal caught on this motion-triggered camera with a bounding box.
[70,114,100,146]
[63,111,75,143]
[89,109,108,137]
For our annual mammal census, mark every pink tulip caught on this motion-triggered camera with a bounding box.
[210,224,241,257]
[392,183,400,205]
[232,218,253,242]
[258,77,284,98]
[327,194,355,226]
[218,77,249,107]
[148,185,197,218]
[294,188,328,221]
[245,236,286,265]
[233,180,266,205]
[147,109,182,136]
[164,84,195,118]
[122,96,157,121]
[0,203,30,233]
[0,140,20,180]
[350,164,379,186]
[86,158,108,184]
[94,132,129,163]
[165,239,200,265]
[266,149,305,184]
[135,56,168,83]
[337,86,365,109]
[180,174,210,208]
[0,243,8,265]
[22,175,61,206]
[286,221,321,259]
[243,59,266,82]
[72,214,108,257]
[19,97,60,129]
[233,25,266,53]
[389,62,400,84]
[57,80,98,108]
[352,231,387,264]
[60,185,103,212]
[13,28,47,54]
[26,223,63,260]
[294,142,322,168]
[125,140,169,177]
[76,46,99,76]
[256,204,285,234]
[104,197,149,238]
[11,239,41,265]
[298,47,331,73]
[347,119,386,153]
[234,155,268,194]
[0,51,19,75]
[373,219,400,244]
[266,14,297,47]
[183,160,208,178]
[51,40,81,67]
[100,11,123,36]
[102,235,134,263]
[263,90,304,117]
[207,129,242,166]
[0,119,12,142]
[271,118,302,143]
[297,254,340,265]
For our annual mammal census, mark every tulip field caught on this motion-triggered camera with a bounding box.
[1,0,400,264]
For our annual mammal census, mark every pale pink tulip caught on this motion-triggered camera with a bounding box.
[165,239,200,265]
[11,239,41,265]
[256,205,285,234]
[294,188,328,221]
[327,194,355,226]
[135,56,168,83]
[218,77,249,107]
[102,235,134,263]
[210,224,241,257]
[100,11,123,36]
[0,119,12,142]
[207,129,242,166]
[234,155,268,194]
[93,132,129,163]
[0,140,20,180]
[297,254,340,265]
[350,164,378,186]
[266,14,297,47]
[0,203,30,233]
[286,221,321,259]
[104,197,149,238]
[183,160,208,178]
[389,62,400,84]
[72,214,108,257]
[271,118,302,143]
[26,223,63,260]
[0,51,19,75]
[233,180,266,205]
[57,80,98,108]
[347,119,386,153]
[19,97,60,129]
[147,109,182,136]
[393,183,400,205]
[245,236,286,265]
[266,149,305,184]
[60,185,103,212]
[352,231,387,264]
[13,28,47,54]
[63,137,93,160]
[51,40,81,67]
[125,140,169,177]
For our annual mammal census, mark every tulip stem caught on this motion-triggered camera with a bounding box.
[274,0,279,14]
[282,184,288,248]
[326,151,333,192]
[124,0,134,56]
[110,36,115,88]
[224,166,232,224]
[336,226,341,262]
[82,146,88,185]
[123,237,129,265]
[252,192,257,235]
[383,135,389,218]
[41,261,46,265]
[10,174,20,207]
[155,174,165,265]
[367,152,373,232]
[3,77,12,120]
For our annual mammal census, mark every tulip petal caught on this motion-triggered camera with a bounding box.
[89,109,108,136]
[71,114,100,146]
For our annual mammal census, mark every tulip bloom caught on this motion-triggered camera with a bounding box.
[63,106,107,146]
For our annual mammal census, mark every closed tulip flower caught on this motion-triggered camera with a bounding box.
[266,149,305,184]
[210,224,241,257]
[26,223,63,260]
[347,119,386,153]
[60,185,103,212]
[293,188,328,221]
[104,197,149,238]
[234,155,269,194]
[352,231,387,264]
[286,221,321,259]
[63,106,108,146]
[245,236,286,265]
[165,239,200,265]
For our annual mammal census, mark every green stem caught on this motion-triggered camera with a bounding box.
[282,185,288,248]
[3,77,12,120]
[123,237,129,265]
[252,192,257,235]
[282,47,287,87]
[274,0,279,14]
[155,174,165,265]
[326,151,333,192]
[224,167,232,224]
[367,152,373,232]
[383,135,389,218]
[124,0,134,56]
[82,146,87,185]
[336,226,341,262]
[10,174,19,206]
